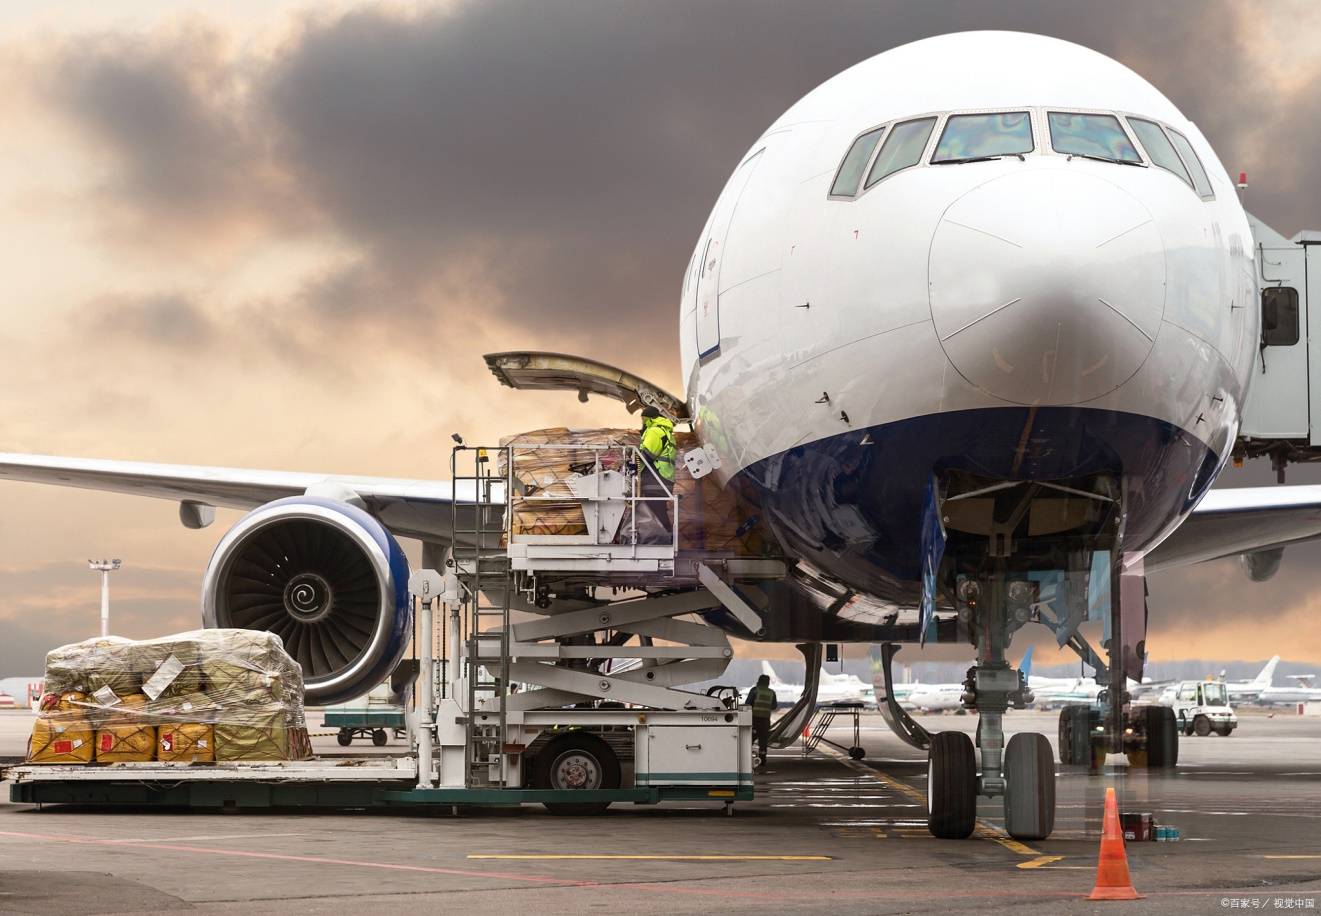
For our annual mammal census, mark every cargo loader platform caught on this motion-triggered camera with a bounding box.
[5,756,750,810]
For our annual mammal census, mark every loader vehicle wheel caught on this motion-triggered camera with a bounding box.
[534,732,621,816]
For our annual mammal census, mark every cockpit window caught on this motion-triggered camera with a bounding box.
[1048,112,1141,162]
[1165,128,1215,199]
[830,127,884,197]
[932,112,1033,162]
[865,117,937,188]
[1127,117,1193,188]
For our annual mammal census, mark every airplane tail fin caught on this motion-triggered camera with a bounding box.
[1020,645,1034,678]
[761,660,781,686]
[1254,655,1281,688]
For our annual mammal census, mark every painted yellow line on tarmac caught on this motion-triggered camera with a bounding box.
[816,744,1055,864]
[1017,855,1067,869]
[1262,855,1321,860]
[468,854,833,861]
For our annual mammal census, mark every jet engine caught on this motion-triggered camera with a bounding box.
[201,496,411,705]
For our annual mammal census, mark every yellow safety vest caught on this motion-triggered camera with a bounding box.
[640,416,677,482]
[749,686,776,717]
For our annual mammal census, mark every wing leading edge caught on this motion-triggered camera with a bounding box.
[0,453,493,543]
[1142,485,1321,572]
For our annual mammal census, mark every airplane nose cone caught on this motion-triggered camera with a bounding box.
[928,169,1165,405]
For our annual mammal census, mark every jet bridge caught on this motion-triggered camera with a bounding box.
[1236,213,1321,480]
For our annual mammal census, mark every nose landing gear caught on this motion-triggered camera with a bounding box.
[926,568,1053,840]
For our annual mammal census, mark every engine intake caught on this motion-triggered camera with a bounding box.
[202,497,411,705]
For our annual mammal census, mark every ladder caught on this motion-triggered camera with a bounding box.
[449,445,514,787]
[802,702,865,760]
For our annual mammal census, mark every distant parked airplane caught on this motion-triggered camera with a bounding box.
[760,661,877,709]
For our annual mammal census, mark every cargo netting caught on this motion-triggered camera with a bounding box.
[28,629,312,764]
[499,426,767,555]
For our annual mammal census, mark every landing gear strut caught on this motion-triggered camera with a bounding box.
[922,473,1152,841]
[927,567,1052,840]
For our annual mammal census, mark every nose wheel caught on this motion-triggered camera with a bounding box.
[927,731,976,838]
[1003,732,1055,839]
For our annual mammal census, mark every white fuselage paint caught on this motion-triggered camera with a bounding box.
[678,32,1255,589]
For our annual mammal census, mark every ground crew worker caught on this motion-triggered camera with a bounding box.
[636,406,677,540]
[746,673,777,768]
[639,405,677,485]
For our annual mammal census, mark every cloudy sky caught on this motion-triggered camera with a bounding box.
[1,0,1321,674]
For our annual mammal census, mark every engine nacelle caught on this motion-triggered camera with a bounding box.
[201,497,411,705]
[1241,547,1285,583]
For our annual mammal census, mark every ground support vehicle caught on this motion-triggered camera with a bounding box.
[1161,680,1237,737]
[6,442,760,814]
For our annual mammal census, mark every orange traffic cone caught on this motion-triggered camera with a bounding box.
[1088,786,1143,900]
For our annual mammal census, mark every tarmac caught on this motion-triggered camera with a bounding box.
[0,707,1318,914]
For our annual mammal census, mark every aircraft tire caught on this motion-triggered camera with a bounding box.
[1143,704,1179,768]
[1057,705,1090,765]
[1004,732,1056,840]
[927,731,976,839]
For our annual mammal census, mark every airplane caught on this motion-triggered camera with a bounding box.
[2,31,1319,842]
[1258,674,1321,707]
[905,682,966,713]
[760,661,878,709]
[903,647,1104,711]
[1016,645,1102,708]
[1223,656,1280,704]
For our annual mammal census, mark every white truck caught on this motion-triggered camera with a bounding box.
[1160,679,1237,737]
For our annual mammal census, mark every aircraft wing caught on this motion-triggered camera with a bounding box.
[0,453,493,543]
[1143,485,1321,572]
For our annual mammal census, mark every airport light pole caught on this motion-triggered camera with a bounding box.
[88,559,122,638]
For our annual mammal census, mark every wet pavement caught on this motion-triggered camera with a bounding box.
[0,709,1317,914]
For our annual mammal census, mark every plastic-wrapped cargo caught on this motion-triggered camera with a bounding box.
[94,692,155,762]
[28,692,94,763]
[27,629,311,765]
[499,427,763,554]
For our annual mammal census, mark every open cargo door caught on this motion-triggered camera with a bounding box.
[484,351,689,420]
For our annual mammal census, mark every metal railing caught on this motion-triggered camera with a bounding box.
[507,441,679,555]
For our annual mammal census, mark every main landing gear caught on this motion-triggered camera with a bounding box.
[1057,702,1178,769]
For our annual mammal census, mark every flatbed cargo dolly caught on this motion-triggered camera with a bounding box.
[321,710,406,747]
[6,441,764,814]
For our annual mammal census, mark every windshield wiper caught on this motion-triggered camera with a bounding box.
[1066,152,1143,167]
[932,153,1026,165]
